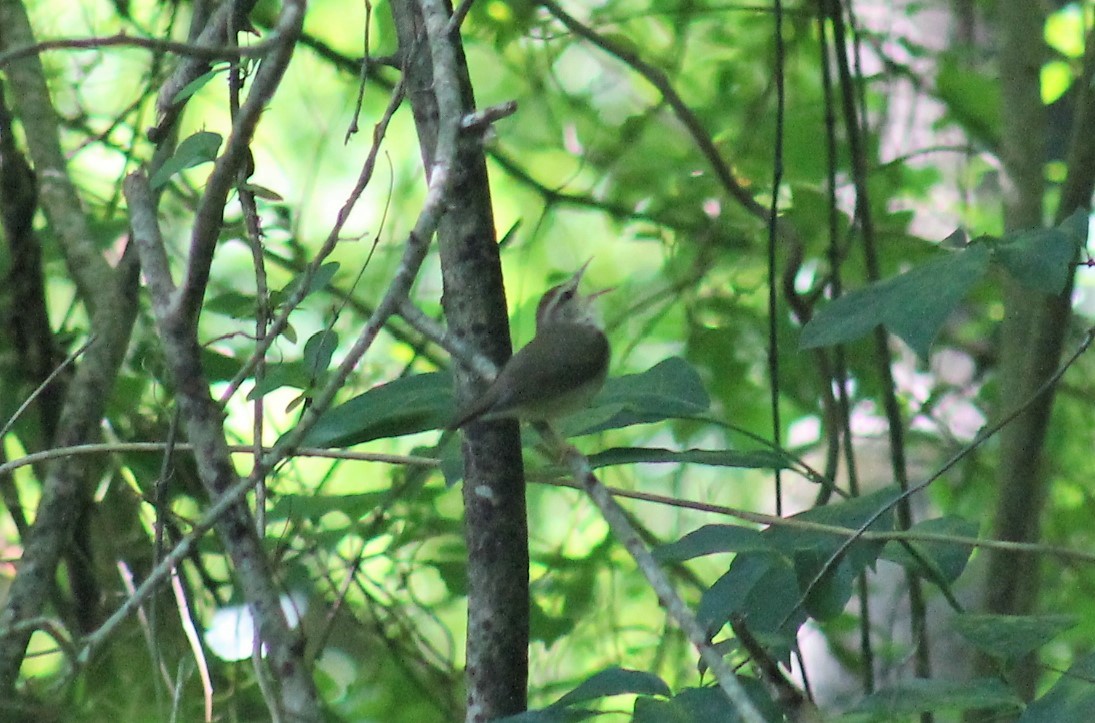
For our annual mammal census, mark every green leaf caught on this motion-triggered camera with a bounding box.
[995,228,1079,295]
[849,678,1020,719]
[566,357,710,435]
[280,261,341,303]
[439,433,465,487]
[634,683,781,723]
[205,291,257,318]
[150,131,222,189]
[297,371,453,447]
[801,243,990,358]
[201,348,244,383]
[171,65,226,103]
[952,613,1077,661]
[588,447,791,471]
[303,329,338,378]
[1021,653,1095,722]
[765,486,899,620]
[883,515,978,583]
[530,598,575,648]
[653,525,771,563]
[698,551,804,642]
[936,54,1001,147]
[246,362,311,399]
[553,667,671,708]
[432,560,468,597]
[1058,206,1090,243]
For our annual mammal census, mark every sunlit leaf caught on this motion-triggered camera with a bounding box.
[171,65,227,103]
[553,667,671,708]
[246,362,310,399]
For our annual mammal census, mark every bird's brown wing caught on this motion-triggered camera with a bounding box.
[489,323,609,412]
[449,323,608,428]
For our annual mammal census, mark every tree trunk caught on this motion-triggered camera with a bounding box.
[390,2,530,721]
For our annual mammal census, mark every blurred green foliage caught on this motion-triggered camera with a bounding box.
[4,0,1095,721]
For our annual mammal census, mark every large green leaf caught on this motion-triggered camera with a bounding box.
[566,357,710,435]
[936,54,1001,147]
[800,243,990,359]
[588,446,791,471]
[303,329,338,378]
[301,356,709,448]
[764,486,898,619]
[653,525,771,563]
[883,515,978,584]
[994,208,1088,294]
[697,551,804,643]
[298,371,453,447]
[553,667,671,708]
[246,362,311,399]
[493,709,593,723]
[266,492,388,522]
[952,613,1077,661]
[848,678,1019,719]
[633,683,782,723]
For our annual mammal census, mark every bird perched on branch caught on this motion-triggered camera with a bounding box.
[449,261,610,430]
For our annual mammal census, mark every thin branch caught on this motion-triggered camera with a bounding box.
[766,0,786,517]
[0,443,436,484]
[218,77,407,404]
[460,100,518,131]
[178,2,305,325]
[170,568,213,722]
[0,30,281,69]
[533,475,1095,566]
[396,299,497,382]
[0,1,117,312]
[258,0,464,472]
[125,10,320,705]
[541,0,769,220]
[0,336,94,440]
[539,424,766,723]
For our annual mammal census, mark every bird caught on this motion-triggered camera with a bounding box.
[448,262,610,430]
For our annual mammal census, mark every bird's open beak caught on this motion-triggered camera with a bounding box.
[587,285,614,300]
[572,258,613,299]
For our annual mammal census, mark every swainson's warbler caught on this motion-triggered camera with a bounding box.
[449,262,610,429]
